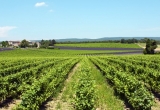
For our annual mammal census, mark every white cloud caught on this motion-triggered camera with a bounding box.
[0,26,17,37]
[35,2,47,7]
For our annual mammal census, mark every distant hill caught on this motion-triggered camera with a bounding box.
[1,37,160,43]
[30,37,160,42]
[55,37,160,42]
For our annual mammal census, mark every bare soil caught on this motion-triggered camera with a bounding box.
[0,48,13,52]
[0,99,21,110]
[55,46,143,50]
[152,98,160,110]
[151,91,160,110]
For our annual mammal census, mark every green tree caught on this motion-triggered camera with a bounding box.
[40,39,56,48]
[20,39,29,48]
[40,39,45,45]
[40,40,49,48]
[44,40,49,48]
[151,40,157,54]
[144,39,157,54]
[121,39,125,43]
[1,41,9,47]
[33,42,38,48]
[49,39,56,46]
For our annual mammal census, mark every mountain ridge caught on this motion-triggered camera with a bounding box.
[1,37,159,43]
[32,37,160,42]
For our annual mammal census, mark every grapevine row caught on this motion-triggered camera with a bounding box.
[101,57,160,93]
[74,58,96,110]
[15,58,80,110]
[90,57,154,110]
[0,58,68,102]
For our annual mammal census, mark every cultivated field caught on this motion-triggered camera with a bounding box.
[0,43,160,110]
[56,42,141,48]
[137,43,160,51]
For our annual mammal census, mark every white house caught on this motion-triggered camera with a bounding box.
[36,42,40,48]
[8,40,40,48]
[8,41,21,47]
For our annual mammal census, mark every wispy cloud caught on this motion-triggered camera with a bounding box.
[35,2,47,7]
[0,26,17,37]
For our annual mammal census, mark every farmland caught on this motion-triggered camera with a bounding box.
[55,42,141,48]
[0,43,160,110]
[0,48,142,57]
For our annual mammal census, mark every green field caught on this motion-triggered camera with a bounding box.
[56,42,141,48]
[0,47,159,110]
[138,43,160,48]
[0,49,140,57]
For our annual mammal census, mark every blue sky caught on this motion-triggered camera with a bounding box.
[0,0,160,40]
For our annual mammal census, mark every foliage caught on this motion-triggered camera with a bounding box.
[1,41,9,47]
[20,39,29,48]
[55,43,141,48]
[120,38,138,43]
[62,58,124,110]
[33,42,38,48]
[74,76,96,110]
[0,58,66,102]
[49,39,56,46]
[40,39,49,48]
[144,39,157,54]
[91,57,155,110]
[40,39,56,48]
[0,49,137,57]
[13,59,79,110]
[74,60,96,110]
[1,50,160,109]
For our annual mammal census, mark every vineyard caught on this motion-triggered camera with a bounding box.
[0,49,160,110]
[55,43,141,48]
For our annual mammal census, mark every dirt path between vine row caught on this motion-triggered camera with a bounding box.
[137,43,160,51]
[152,98,160,110]
[0,99,21,110]
[40,63,80,110]
[151,90,160,110]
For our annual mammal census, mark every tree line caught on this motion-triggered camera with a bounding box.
[20,39,56,48]
[57,38,160,44]
[19,39,56,48]
[40,39,56,48]
[0,41,9,47]
[0,39,56,48]
[0,38,159,54]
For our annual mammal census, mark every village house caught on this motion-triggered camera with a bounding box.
[28,41,41,48]
[8,41,21,47]
[8,40,40,48]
